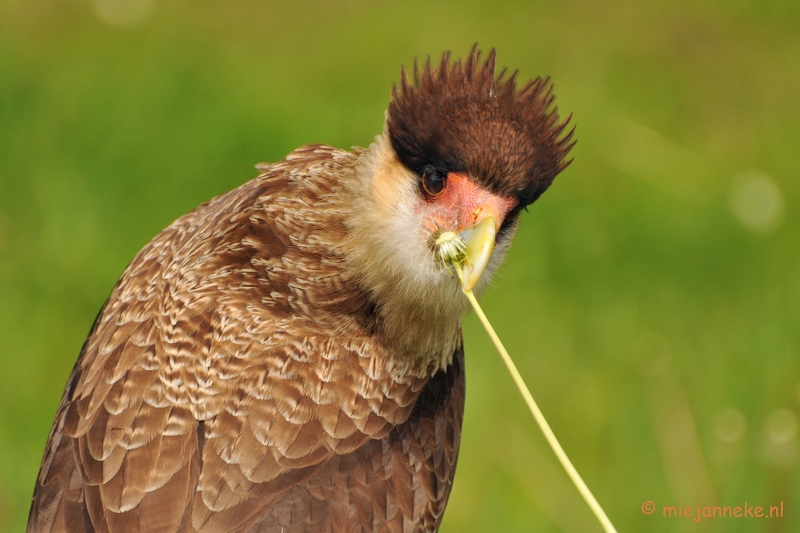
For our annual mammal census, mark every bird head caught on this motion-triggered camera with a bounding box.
[346,46,574,368]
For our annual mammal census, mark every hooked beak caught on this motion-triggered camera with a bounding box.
[458,215,497,292]
[430,172,517,292]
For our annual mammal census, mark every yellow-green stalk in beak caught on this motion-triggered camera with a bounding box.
[435,216,498,292]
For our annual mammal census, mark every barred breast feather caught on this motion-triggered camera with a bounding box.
[29,145,465,533]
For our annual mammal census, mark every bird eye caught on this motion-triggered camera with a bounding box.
[421,169,447,197]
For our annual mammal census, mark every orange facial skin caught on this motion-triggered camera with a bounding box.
[420,172,518,236]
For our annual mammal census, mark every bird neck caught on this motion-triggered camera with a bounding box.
[343,130,467,377]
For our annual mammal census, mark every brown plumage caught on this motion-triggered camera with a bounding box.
[388,49,572,205]
[28,46,573,533]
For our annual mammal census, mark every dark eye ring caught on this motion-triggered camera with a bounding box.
[421,168,447,197]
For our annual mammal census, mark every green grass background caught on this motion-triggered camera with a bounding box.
[1,0,798,531]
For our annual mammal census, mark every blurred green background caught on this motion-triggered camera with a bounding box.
[1,0,798,531]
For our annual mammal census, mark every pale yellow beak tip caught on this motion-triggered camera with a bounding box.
[458,216,497,292]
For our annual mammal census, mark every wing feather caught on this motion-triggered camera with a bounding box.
[29,145,462,533]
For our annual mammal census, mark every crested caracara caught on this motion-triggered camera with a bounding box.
[28,46,573,533]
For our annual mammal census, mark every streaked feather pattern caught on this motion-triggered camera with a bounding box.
[29,145,465,533]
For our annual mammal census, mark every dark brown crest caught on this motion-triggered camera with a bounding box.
[387,45,575,206]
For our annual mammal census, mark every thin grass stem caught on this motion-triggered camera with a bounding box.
[453,264,617,533]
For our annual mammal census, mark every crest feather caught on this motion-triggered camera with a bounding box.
[387,45,575,206]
